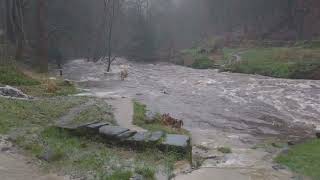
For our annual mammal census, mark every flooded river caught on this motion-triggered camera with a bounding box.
[61,58,320,180]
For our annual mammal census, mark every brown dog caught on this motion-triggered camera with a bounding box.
[161,113,184,129]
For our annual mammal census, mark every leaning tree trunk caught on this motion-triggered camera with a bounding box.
[36,0,48,73]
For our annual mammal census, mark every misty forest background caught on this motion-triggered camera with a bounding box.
[1,0,320,73]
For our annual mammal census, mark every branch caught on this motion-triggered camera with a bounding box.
[111,56,116,63]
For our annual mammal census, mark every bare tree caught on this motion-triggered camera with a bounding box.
[4,0,28,61]
[103,0,120,72]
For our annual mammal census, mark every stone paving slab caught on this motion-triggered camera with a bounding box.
[148,131,164,142]
[87,122,110,129]
[117,130,137,139]
[126,132,151,143]
[99,125,129,138]
[57,121,99,130]
[56,122,191,155]
[162,134,190,148]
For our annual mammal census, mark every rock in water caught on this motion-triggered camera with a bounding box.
[0,85,31,99]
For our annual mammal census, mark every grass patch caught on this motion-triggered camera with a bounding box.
[104,170,133,180]
[191,57,214,69]
[0,64,40,86]
[19,79,78,97]
[0,96,87,134]
[71,100,115,126]
[180,48,215,69]
[133,101,189,135]
[16,127,181,179]
[276,139,320,179]
[0,63,78,97]
[217,147,232,154]
[135,166,156,180]
[224,47,320,79]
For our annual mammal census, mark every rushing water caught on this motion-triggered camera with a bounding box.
[61,58,320,179]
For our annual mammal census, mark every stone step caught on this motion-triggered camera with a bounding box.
[125,132,151,143]
[55,122,191,155]
[117,130,137,139]
[161,134,191,154]
[149,131,165,142]
[87,122,111,129]
[99,125,129,138]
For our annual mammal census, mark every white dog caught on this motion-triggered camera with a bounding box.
[120,65,128,81]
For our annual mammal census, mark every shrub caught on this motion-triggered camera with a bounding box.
[104,170,133,180]
[135,166,156,180]
[191,57,214,69]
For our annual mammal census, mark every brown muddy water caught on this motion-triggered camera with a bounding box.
[60,58,320,180]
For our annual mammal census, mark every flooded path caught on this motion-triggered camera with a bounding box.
[62,58,320,179]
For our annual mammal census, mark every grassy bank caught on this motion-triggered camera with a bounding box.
[276,139,320,179]
[178,48,215,69]
[0,63,78,97]
[0,64,40,86]
[177,43,320,80]
[133,101,189,135]
[223,47,320,79]
[0,96,87,134]
[0,95,181,179]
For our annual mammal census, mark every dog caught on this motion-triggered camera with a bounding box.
[120,65,128,81]
[161,113,184,129]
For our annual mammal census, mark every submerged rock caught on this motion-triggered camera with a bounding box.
[0,85,31,99]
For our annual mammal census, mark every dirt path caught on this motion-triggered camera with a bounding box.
[107,97,146,132]
[0,136,68,180]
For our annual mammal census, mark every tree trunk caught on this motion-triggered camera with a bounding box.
[36,0,48,73]
[106,1,115,72]
[15,36,23,60]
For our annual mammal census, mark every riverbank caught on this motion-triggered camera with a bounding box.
[175,42,320,80]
